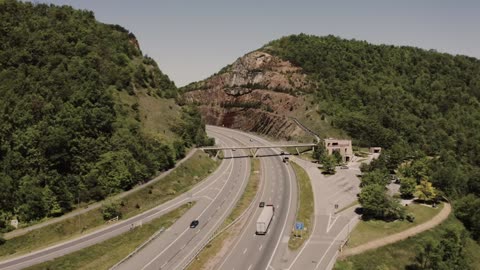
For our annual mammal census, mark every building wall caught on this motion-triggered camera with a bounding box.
[324,139,353,163]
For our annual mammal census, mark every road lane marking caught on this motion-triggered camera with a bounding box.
[141,145,239,270]
[217,148,270,269]
[248,264,253,270]
[259,244,263,251]
[172,143,251,269]
[243,248,248,254]
[327,214,339,233]
[314,217,358,269]
[140,227,190,270]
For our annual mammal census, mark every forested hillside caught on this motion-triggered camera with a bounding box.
[0,0,210,226]
[263,34,480,242]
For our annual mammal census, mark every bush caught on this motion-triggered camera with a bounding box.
[406,212,415,222]
[0,235,5,246]
[102,202,122,221]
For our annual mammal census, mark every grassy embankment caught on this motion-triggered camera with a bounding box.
[186,158,260,270]
[346,203,444,248]
[25,203,192,270]
[335,214,480,270]
[288,161,314,250]
[0,151,219,259]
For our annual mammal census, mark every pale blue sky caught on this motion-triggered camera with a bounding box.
[38,0,480,86]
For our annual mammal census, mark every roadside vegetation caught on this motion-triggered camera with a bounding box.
[288,161,314,250]
[186,158,260,270]
[347,203,443,248]
[0,151,219,259]
[264,34,480,266]
[0,0,214,234]
[24,203,193,270]
[335,214,480,270]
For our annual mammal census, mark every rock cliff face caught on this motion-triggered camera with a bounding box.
[182,51,311,140]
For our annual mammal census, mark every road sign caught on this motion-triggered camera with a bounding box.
[295,222,304,230]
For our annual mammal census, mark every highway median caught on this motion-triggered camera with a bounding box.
[186,158,261,270]
[288,161,314,250]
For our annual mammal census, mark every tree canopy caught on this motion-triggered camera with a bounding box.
[0,0,209,225]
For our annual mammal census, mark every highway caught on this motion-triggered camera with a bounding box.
[207,126,298,270]
[0,133,245,270]
[114,130,250,270]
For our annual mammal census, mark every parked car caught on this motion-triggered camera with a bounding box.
[340,165,349,169]
[190,220,199,228]
[259,202,265,208]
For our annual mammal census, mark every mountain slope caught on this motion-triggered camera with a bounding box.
[181,34,480,245]
[0,0,209,225]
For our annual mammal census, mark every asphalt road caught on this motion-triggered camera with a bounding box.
[277,156,362,270]
[114,130,251,270]
[207,126,298,270]
[0,134,241,270]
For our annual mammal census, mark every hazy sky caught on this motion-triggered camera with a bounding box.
[38,0,480,86]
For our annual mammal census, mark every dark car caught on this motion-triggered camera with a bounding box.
[280,151,285,155]
[190,220,199,228]
[259,202,265,208]
[283,156,289,163]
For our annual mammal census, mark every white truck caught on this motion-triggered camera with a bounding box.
[256,204,274,235]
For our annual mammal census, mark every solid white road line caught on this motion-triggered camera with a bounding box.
[141,144,237,270]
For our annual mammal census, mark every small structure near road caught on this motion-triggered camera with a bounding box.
[324,139,353,163]
[369,147,382,154]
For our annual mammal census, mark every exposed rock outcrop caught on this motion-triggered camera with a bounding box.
[182,51,312,140]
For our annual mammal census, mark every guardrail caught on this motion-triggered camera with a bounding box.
[290,117,321,143]
[182,160,265,269]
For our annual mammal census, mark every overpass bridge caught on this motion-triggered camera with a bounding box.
[201,143,316,158]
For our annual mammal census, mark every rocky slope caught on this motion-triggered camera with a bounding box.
[181,51,314,140]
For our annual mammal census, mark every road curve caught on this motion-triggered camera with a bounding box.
[206,126,298,270]
[114,131,251,270]
[0,135,237,270]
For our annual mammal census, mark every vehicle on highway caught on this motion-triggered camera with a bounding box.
[256,204,274,235]
[340,165,348,169]
[259,201,265,208]
[283,156,289,163]
[190,220,199,228]
[280,151,285,155]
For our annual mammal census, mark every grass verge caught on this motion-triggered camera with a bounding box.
[288,161,314,250]
[186,158,260,270]
[25,203,192,270]
[346,203,444,248]
[335,214,480,270]
[0,151,219,259]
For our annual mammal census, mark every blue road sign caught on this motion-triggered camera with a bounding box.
[295,222,304,230]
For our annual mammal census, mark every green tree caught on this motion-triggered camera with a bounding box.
[360,169,389,187]
[322,155,336,175]
[358,184,405,220]
[412,226,470,270]
[400,177,417,198]
[332,150,343,164]
[312,142,326,160]
[415,180,437,203]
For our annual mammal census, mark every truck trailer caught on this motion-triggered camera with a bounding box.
[256,204,274,235]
